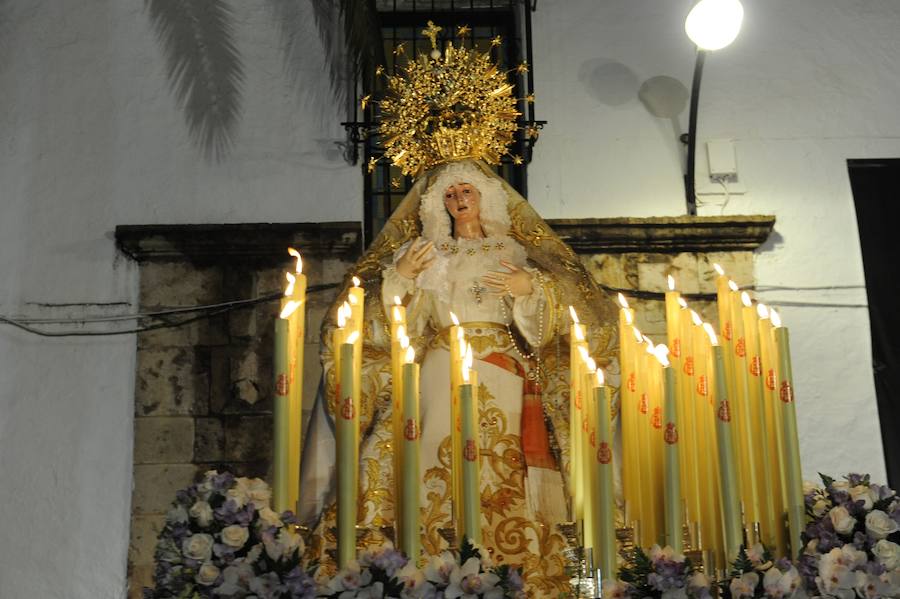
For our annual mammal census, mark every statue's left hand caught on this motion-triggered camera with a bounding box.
[482,260,534,297]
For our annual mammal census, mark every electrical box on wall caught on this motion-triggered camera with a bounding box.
[697,138,747,195]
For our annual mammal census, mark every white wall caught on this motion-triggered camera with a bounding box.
[0,0,894,596]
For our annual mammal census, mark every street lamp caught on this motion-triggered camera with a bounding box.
[682,0,744,215]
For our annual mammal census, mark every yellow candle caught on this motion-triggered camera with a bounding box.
[728,281,760,533]
[705,323,742,562]
[591,369,617,582]
[336,330,361,567]
[273,312,291,513]
[616,295,641,532]
[390,297,407,543]
[757,304,788,557]
[459,344,482,545]
[449,312,464,538]
[770,309,805,558]
[657,347,683,551]
[678,300,702,537]
[569,306,587,529]
[582,356,598,550]
[635,330,656,547]
[400,345,421,560]
[285,249,307,516]
[741,292,774,547]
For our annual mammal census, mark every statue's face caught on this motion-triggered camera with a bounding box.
[443,182,481,224]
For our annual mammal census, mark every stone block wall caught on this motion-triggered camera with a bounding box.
[117,216,773,597]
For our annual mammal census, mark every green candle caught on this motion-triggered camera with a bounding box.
[336,334,360,568]
[660,354,683,552]
[273,317,291,513]
[770,310,804,558]
[706,324,742,562]
[591,371,617,583]
[459,349,482,546]
[400,348,421,560]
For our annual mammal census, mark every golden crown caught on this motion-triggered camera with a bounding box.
[373,22,524,177]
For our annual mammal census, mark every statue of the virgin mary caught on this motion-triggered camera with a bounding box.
[300,27,619,597]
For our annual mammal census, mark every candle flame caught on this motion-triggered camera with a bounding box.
[574,325,585,341]
[770,309,782,328]
[280,300,300,319]
[287,247,303,274]
[456,327,465,340]
[678,297,688,309]
[757,303,769,319]
[596,369,605,386]
[284,272,296,296]
[348,293,359,305]
[400,335,410,350]
[392,306,402,322]
[713,263,725,276]
[741,291,752,307]
[617,293,629,309]
[462,362,470,383]
[632,327,643,343]
[703,322,718,346]
[465,343,474,369]
[585,357,597,373]
[690,310,702,326]
[396,324,406,339]
[450,311,460,326]
[667,274,675,291]
[654,344,671,367]
[352,276,361,287]
[394,295,402,306]
[405,345,415,363]
[346,330,360,344]
[624,310,633,325]
[569,305,580,324]
[458,338,467,356]
[577,345,590,362]
[728,280,739,292]
[645,340,655,354]
[337,305,347,328]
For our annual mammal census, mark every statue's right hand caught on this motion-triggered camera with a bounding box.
[396,238,436,279]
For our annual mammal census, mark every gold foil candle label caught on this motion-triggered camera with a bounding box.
[766,369,777,390]
[750,356,762,376]
[627,372,637,392]
[665,422,679,445]
[717,400,732,422]
[780,381,794,403]
[597,441,612,464]
[638,393,649,414]
[464,439,477,461]
[340,396,355,420]
[276,374,289,396]
[404,418,420,440]
[683,356,695,376]
[735,338,746,358]
[652,406,662,429]
[723,322,733,341]
[697,375,709,397]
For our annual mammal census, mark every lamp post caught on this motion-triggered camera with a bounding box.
[682,0,744,215]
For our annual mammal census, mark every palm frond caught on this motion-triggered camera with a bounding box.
[270,0,384,110]
[146,0,244,161]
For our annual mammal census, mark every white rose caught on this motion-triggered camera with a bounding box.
[872,539,900,571]
[195,561,220,586]
[813,498,830,517]
[865,509,899,540]
[803,480,819,495]
[257,506,283,529]
[246,478,272,508]
[189,501,214,528]
[850,485,877,510]
[830,505,857,535]
[226,484,249,508]
[833,480,851,493]
[221,524,250,548]
[182,533,214,561]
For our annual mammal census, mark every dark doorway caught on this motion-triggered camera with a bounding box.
[848,158,900,488]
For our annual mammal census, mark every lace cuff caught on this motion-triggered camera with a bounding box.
[381,265,416,305]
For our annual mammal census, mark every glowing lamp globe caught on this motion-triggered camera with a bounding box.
[685,0,744,51]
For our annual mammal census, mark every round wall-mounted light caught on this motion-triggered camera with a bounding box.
[685,0,744,51]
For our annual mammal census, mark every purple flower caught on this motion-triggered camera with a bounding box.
[212,471,235,491]
[506,567,524,591]
[215,499,241,525]
[852,530,869,550]
[234,504,256,527]
[284,566,316,599]
[847,473,869,487]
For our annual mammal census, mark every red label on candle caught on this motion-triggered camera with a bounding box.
[627,372,636,392]
[651,406,662,429]
[672,338,681,358]
[464,439,478,462]
[590,430,596,447]
[597,441,612,464]
[341,396,355,420]
[697,375,709,397]
[683,356,695,376]
[664,422,678,444]
[276,374,289,396]
[750,356,762,376]
[404,418,420,440]
[766,369,776,391]
[639,393,649,414]
[575,390,582,410]
[723,322,732,341]
[780,381,794,403]
[735,338,746,358]
[717,400,732,422]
